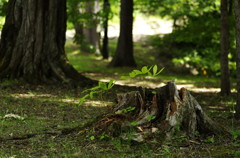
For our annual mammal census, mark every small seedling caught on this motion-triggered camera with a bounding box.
[146,115,156,121]
[90,136,95,141]
[79,79,115,105]
[203,136,215,143]
[130,121,138,126]
[122,107,136,113]
[121,65,164,79]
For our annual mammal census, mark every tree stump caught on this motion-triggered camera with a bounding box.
[93,81,231,142]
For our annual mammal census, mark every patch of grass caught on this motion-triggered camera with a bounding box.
[0,40,239,157]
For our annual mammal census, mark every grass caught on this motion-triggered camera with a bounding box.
[0,40,239,157]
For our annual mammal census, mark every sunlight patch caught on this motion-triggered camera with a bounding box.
[83,100,112,107]
[62,99,79,104]
[11,93,55,98]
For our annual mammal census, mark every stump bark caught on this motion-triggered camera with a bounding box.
[93,81,231,142]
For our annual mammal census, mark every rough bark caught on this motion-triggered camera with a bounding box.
[92,82,231,142]
[220,0,231,96]
[101,0,110,59]
[0,0,92,85]
[234,0,240,119]
[109,0,136,67]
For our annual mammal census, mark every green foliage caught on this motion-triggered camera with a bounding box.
[146,115,156,121]
[121,65,164,79]
[79,79,115,105]
[79,65,163,106]
[145,0,236,77]
[150,13,235,76]
[130,121,138,126]
[203,136,215,143]
[121,107,136,113]
[231,129,240,140]
[0,0,7,17]
[90,135,95,141]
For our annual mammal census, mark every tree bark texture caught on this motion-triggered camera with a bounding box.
[234,0,240,119]
[0,0,91,84]
[92,82,230,142]
[220,0,231,96]
[109,0,136,67]
[101,0,110,59]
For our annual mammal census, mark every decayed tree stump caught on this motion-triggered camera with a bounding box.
[93,81,231,142]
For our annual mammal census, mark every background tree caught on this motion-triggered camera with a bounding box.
[83,0,101,54]
[0,0,91,84]
[220,0,231,96]
[67,0,100,54]
[234,0,240,119]
[101,0,110,59]
[109,0,136,67]
[67,0,84,46]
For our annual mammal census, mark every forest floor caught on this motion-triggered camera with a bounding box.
[0,40,240,157]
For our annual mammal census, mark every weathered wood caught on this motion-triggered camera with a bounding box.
[93,82,231,142]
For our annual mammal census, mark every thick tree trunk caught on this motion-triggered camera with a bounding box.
[109,0,136,67]
[93,82,230,142]
[0,0,91,85]
[101,0,110,59]
[220,0,231,96]
[234,0,240,119]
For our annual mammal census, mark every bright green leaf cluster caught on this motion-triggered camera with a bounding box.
[79,79,115,106]
[146,115,156,122]
[121,65,164,79]
[122,107,136,113]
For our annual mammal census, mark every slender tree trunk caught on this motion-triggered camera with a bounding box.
[68,1,84,45]
[83,0,100,54]
[0,0,91,85]
[109,0,136,67]
[234,0,240,119]
[101,0,110,59]
[220,0,231,96]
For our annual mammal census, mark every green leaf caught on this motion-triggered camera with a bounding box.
[147,71,152,76]
[130,121,138,126]
[133,70,143,75]
[203,137,215,143]
[120,76,131,79]
[107,79,115,89]
[90,136,95,141]
[122,107,136,113]
[89,86,100,91]
[129,72,136,78]
[153,65,158,75]
[89,92,94,99]
[146,115,156,121]
[152,91,157,94]
[155,67,164,76]
[141,66,148,74]
[79,94,89,105]
[98,82,107,90]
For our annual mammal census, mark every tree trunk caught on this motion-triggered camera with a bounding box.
[101,0,110,59]
[83,0,100,54]
[0,0,92,85]
[220,0,231,96]
[109,0,136,67]
[234,0,240,119]
[92,82,231,142]
[67,1,84,45]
